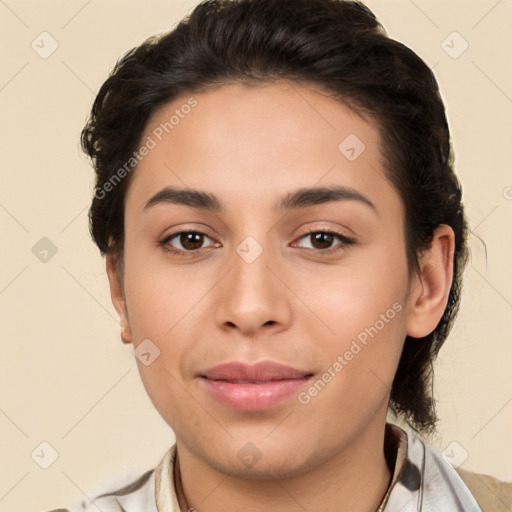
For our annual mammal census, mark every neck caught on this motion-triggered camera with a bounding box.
[174,415,394,512]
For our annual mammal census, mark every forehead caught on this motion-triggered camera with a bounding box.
[124,81,399,218]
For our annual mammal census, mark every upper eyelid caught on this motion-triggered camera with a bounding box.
[163,230,217,246]
[163,228,352,250]
[291,230,354,249]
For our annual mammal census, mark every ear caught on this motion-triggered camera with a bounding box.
[405,224,455,338]
[106,252,132,344]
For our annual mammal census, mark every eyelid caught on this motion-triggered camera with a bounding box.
[291,228,355,251]
[160,225,355,257]
[159,227,219,256]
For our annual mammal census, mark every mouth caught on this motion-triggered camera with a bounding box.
[198,361,314,411]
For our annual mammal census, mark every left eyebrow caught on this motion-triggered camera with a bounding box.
[274,185,378,214]
[143,184,377,215]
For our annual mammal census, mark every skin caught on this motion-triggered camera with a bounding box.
[106,81,455,512]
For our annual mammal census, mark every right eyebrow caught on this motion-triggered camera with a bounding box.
[143,186,222,212]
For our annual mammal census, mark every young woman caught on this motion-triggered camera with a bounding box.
[48,0,511,510]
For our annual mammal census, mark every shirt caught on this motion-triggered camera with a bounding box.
[46,422,512,512]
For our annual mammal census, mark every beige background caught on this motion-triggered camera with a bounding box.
[0,0,511,510]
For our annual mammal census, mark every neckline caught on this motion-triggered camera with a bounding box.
[159,422,409,512]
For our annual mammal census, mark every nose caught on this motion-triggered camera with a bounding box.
[214,241,292,338]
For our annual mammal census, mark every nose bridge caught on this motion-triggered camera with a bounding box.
[230,233,275,303]
[214,232,291,334]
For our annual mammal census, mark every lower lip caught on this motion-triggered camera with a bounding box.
[201,377,311,411]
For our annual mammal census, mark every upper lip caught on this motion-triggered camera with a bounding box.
[200,361,312,381]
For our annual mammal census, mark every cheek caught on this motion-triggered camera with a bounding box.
[295,246,409,391]
[123,246,210,340]
[296,243,409,334]
[121,248,219,411]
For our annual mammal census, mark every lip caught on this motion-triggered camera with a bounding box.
[199,361,313,411]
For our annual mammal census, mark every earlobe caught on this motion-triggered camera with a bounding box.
[406,225,455,339]
[106,253,133,344]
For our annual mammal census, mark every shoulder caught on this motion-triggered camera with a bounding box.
[418,429,512,512]
[455,466,512,512]
[43,467,157,512]
[41,444,178,512]
[391,423,494,511]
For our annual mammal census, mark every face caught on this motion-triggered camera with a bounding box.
[111,81,417,478]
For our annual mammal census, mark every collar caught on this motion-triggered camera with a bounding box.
[378,423,482,511]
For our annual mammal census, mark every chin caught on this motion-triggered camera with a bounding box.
[212,455,315,481]
[198,437,319,481]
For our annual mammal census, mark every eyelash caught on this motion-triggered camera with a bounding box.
[159,229,355,257]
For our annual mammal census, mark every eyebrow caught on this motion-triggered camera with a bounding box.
[143,185,377,214]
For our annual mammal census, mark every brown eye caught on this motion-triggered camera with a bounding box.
[309,232,335,249]
[293,230,354,253]
[179,232,205,250]
[161,230,217,254]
